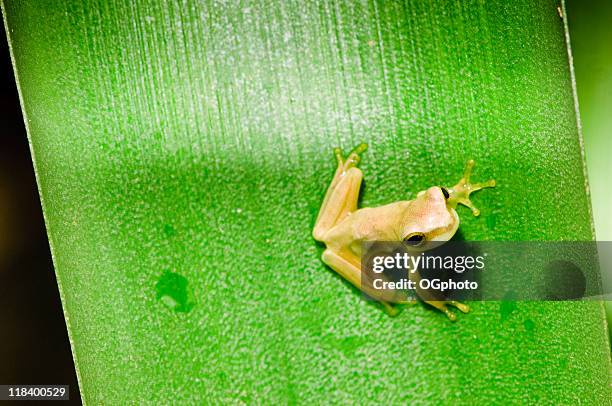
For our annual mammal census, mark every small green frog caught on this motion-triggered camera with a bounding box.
[312,143,495,320]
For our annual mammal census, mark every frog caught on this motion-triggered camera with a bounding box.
[312,143,495,320]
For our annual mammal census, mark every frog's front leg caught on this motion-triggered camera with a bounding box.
[447,159,496,216]
[321,248,401,316]
[313,144,367,241]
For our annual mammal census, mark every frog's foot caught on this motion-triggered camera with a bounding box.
[427,300,470,321]
[446,160,495,216]
[334,143,368,172]
[381,301,401,317]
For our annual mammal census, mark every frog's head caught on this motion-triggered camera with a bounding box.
[400,186,459,247]
[400,160,496,248]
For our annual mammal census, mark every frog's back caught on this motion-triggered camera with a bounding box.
[322,200,410,246]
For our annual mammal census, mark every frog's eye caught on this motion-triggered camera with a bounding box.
[403,232,426,246]
[441,187,450,199]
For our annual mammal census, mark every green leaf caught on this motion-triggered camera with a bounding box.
[3,0,610,403]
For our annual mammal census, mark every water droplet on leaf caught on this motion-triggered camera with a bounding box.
[156,271,195,313]
[500,290,517,321]
[163,224,176,237]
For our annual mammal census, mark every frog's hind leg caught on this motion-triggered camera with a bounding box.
[321,248,401,316]
[313,144,367,241]
[410,270,469,321]
[423,300,469,322]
